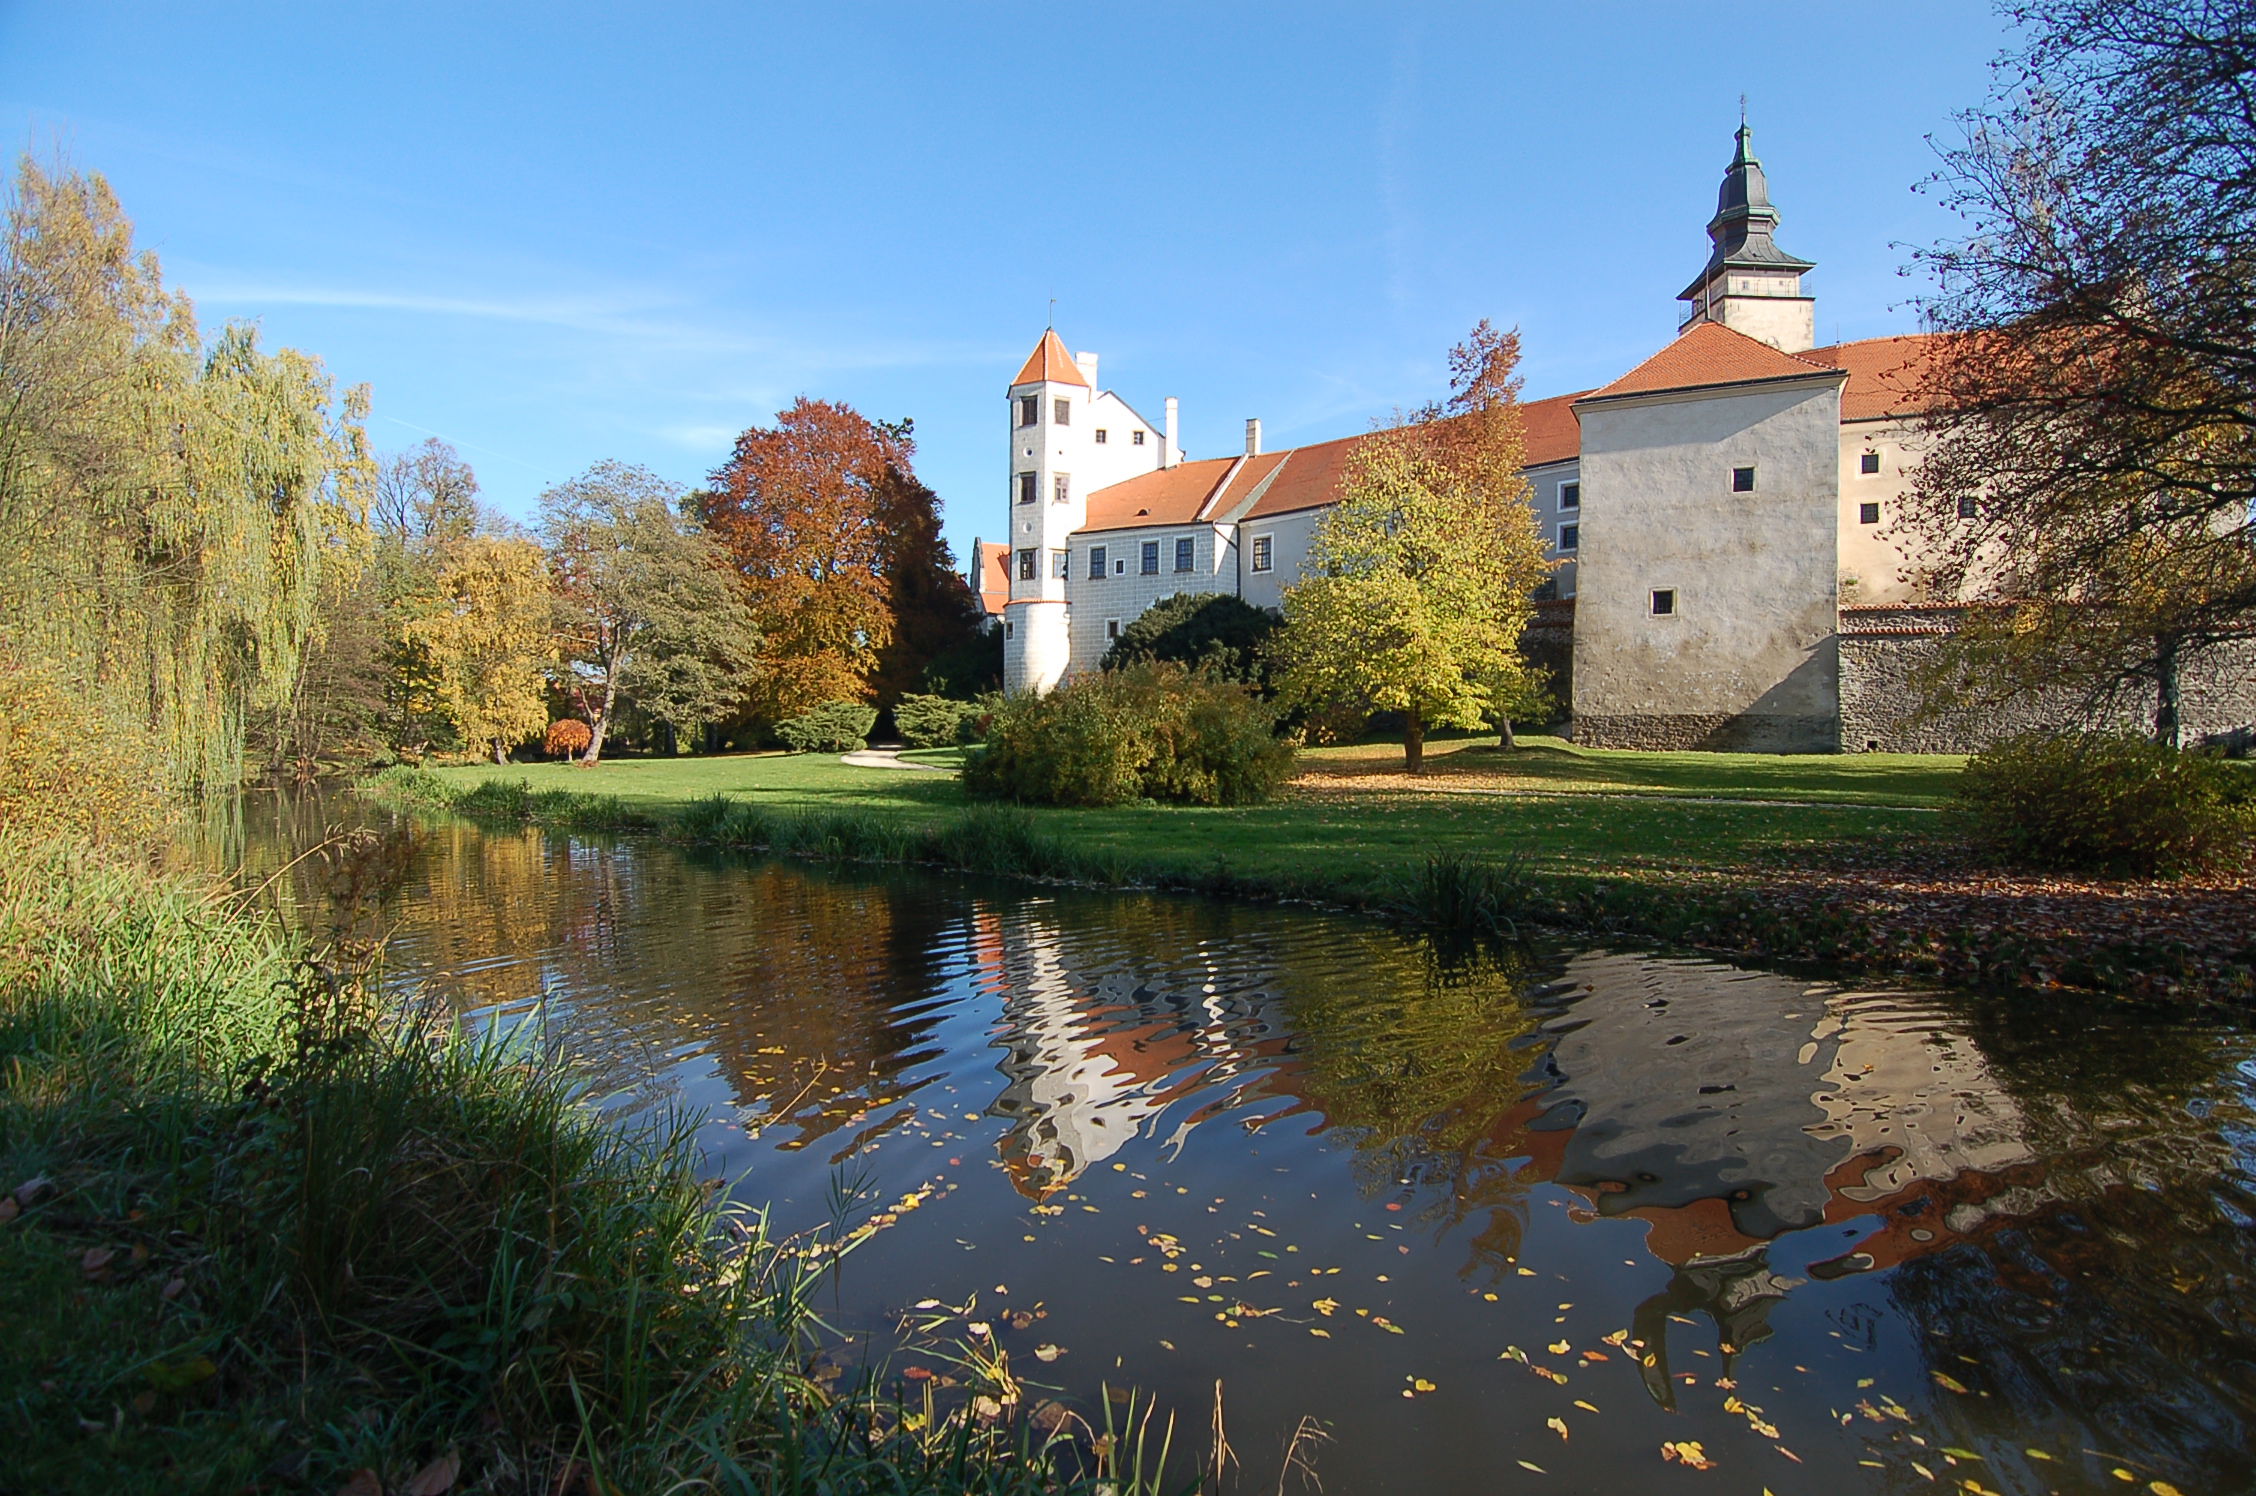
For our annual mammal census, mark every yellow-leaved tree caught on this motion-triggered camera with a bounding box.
[403,537,553,764]
[1270,322,1554,772]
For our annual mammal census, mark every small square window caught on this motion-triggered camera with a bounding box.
[1860,451,1881,475]
[1859,502,1881,525]
[1958,496,1978,519]
[1559,481,1580,510]
[1651,588,1676,616]
[1731,466,1756,492]
[1559,523,1579,552]
[1017,549,1036,581]
[1250,534,1273,572]
[1095,428,1108,444]
[1088,545,1106,579]
[1053,474,1070,504]
[1004,621,1014,638]
[1053,398,1070,425]
[1140,540,1159,574]
[1114,558,1126,575]
[1106,618,1121,640]
[1132,430,1146,445]
[1016,396,1037,428]
[1017,472,1036,505]
[1050,550,1067,578]
[1174,536,1194,572]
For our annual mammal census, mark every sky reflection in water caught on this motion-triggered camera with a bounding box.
[219,798,2256,1495]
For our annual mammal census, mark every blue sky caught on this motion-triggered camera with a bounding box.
[2,2,2014,568]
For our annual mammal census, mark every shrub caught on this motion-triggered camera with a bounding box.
[1958,730,2256,876]
[774,700,878,754]
[1101,592,1281,688]
[543,718,593,760]
[965,662,1294,807]
[893,692,978,749]
[0,654,167,844]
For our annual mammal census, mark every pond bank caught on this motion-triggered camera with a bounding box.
[0,834,1164,1494]
[359,759,2256,1004]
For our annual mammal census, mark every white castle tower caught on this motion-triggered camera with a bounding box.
[1001,328,1176,693]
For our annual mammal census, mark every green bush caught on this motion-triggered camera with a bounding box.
[893,692,979,749]
[774,699,878,753]
[1100,592,1281,688]
[1958,730,2256,876]
[965,662,1295,807]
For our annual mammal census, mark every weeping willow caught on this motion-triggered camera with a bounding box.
[0,157,372,794]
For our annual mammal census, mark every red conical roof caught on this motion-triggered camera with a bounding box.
[1010,328,1090,388]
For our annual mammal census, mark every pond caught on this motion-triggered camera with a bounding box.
[203,791,2256,1495]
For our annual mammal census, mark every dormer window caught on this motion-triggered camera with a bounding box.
[1017,396,1037,428]
[1053,398,1070,425]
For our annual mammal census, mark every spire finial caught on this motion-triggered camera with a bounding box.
[1739,92,1747,127]
[1047,297,1056,330]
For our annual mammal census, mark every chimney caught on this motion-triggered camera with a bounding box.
[1073,351,1099,388]
[1245,418,1262,456]
[1163,397,1180,468]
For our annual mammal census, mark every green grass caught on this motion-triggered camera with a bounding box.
[0,833,1182,1494]
[400,740,1949,903]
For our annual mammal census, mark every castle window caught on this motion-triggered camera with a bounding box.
[1005,621,1014,638]
[1106,618,1121,640]
[1132,430,1146,446]
[1174,536,1194,572]
[1017,549,1036,581]
[1731,466,1756,492]
[1088,545,1106,579]
[1958,496,1979,519]
[1250,534,1273,573]
[1017,472,1036,505]
[1017,396,1037,428]
[1651,588,1676,616]
[1053,474,1070,504]
[1053,398,1071,425]
[1559,523,1579,552]
[1860,451,1881,475]
[1859,502,1881,525]
[1095,429,1108,444]
[1560,481,1580,510]
[1140,540,1160,575]
[1051,549,1068,578]
[1114,558,1126,575]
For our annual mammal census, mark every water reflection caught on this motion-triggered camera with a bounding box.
[208,790,2256,1496]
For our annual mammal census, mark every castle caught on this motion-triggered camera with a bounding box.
[980,126,2253,752]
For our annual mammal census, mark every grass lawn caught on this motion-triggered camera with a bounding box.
[424,737,1960,903]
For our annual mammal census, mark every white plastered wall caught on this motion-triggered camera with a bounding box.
[1064,525,1233,674]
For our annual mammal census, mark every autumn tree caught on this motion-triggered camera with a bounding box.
[538,460,758,762]
[0,156,372,791]
[403,535,552,764]
[866,463,989,708]
[1903,0,2256,744]
[1269,322,1553,771]
[694,400,913,722]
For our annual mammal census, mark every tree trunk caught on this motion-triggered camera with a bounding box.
[491,738,509,766]
[581,679,618,766]
[1403,707,1425,774]
[1499,716,1517,751]
[2155,636,2183,750]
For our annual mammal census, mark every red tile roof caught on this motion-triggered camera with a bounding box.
[975,541,1009,616]
[1077,389,1590,534]
[1010,329,1090,389]
[1582,320,1841,402]
[1804,332,1952,421]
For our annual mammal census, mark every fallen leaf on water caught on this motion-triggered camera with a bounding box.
[2150,1483,2184,1496]
[1662,1440,1717,1471]
[335,1472,381,1496]
[1932,1371,1971,1394]
[903,1367,934,1381]
[1546,1416,1569,1440]
[1573,1400,1599,1413]
[1309,1328,1330,1338]
[1548,1340,1570,1356]
[1033,1344,1062,1362]
[1515,1460,1546,1474]
[1312,1298,1338,1316]
[401,1449,459,1496]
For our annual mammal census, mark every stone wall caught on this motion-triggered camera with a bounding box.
[1574,712,1839,752]
[1838,608,2256,752]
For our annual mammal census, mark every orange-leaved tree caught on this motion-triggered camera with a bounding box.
[693,399,916,722]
